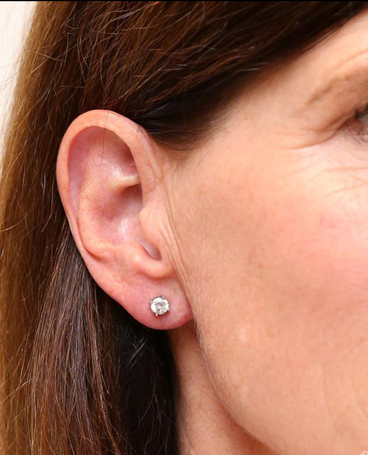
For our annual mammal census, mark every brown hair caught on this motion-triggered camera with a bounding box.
[1,2,367,454]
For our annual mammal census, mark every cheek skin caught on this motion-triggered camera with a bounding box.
[167,132,368,454]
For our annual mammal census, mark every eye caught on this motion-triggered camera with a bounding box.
[345,102,368,143]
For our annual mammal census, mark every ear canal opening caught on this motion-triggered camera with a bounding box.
[139,237,162,260]
[135,183,163,262]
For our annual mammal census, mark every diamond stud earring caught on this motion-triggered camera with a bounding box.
[150,295,170,317]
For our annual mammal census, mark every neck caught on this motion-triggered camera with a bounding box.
[169,321,277,455]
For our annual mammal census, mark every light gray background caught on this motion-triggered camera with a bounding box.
[0,2,35,159]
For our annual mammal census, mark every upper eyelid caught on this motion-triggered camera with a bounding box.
[303,46,368,110]
[293,57,368,133]
[307,64,368,110]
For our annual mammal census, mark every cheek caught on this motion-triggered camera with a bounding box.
[172,149,368,452]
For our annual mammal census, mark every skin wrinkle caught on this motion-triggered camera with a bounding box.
[349,340,368,433]
[321,338,368,453]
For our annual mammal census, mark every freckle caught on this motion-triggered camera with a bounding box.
[318,215,338,228]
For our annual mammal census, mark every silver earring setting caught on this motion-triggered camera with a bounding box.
[150,295,170,317]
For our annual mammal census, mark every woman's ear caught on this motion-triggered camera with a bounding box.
[56,109,192,329]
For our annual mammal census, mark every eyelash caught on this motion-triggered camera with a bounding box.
[354,103,368,121]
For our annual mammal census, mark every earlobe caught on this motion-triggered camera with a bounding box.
[56,109,193,330]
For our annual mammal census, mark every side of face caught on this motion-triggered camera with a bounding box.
[161,9,368,454]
